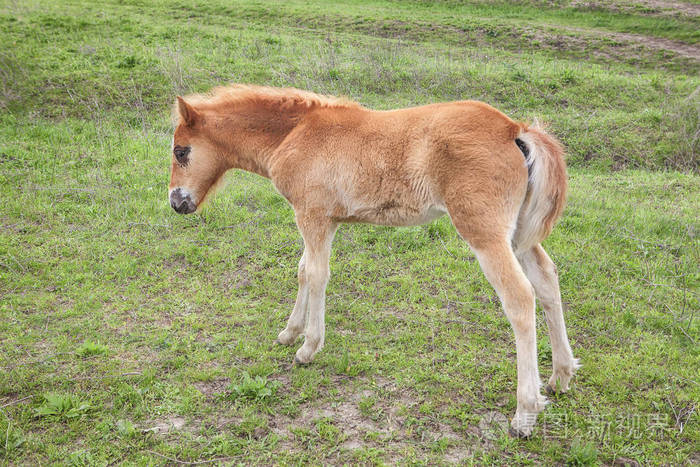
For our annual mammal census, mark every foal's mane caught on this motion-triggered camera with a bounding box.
[173,84,361,124]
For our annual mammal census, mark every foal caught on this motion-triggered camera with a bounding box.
[168,84,579,437]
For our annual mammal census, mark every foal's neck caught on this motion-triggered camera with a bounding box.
[215,100,305,178]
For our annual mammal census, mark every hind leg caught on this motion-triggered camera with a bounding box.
[450,225,545,437]
[444,154,544,435]
[518,245,579,393]
[471,240,546,437]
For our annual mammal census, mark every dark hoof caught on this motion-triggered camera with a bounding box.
[545,384,568,396]
[508,427,531,439]
[293,356,310,366]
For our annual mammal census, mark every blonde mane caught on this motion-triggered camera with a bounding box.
[172,84,361,124]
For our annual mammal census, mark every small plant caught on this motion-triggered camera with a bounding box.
[115,419,136,438]
[559,68,577,85]
[430,436,450,454]
[229,372,279,402]
[315,418,342,442]
[336,349,352,374]
[67,449,96,466]
[34,394,91,420]
[358,396,377,418]
[117,55,139,69]
[622,311,638,327]
[0,421,25,457]
[567,439,599,466]
[333,348,365,376]
[263,36,282,46]
[75,341,108,358]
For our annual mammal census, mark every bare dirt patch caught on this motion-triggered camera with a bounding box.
[142,416,186,435]
[267,375,474,463]
[572,0,700,18]
[608,31,700,60]
[527,24,700,62]
[193,378,230,398]
[330,14,699,69]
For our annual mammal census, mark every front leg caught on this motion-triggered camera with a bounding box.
[277,252,308,345]
[292,213,337,364]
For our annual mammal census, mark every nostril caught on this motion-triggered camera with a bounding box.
[170,188,194,214]
[173,198,192,214]
[170,189,183,209]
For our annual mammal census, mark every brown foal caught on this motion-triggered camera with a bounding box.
[168,84,579,437]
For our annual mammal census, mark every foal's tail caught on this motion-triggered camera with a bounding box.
[512,123,568,252]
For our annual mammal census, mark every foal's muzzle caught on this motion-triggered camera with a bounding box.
[170,188,196,214]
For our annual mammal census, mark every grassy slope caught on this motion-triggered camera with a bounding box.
[0,0,698,465]
[2,0,698,170]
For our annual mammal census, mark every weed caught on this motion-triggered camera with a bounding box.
[229,372,280,402]
[315,418,342,443]
[358,396,377,418]
[559,68,577,85]
[34,394,92,420]
[567,439,600,466]
[75,341,109,357]
[66,449,96,466]
[115,419,136,438]
[0,420,24,457]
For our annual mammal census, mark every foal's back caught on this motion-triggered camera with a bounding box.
[270,100,525,227]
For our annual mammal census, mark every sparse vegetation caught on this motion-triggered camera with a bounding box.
[0,0,698,464]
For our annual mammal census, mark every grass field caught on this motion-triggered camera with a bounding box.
[1,0,699,464]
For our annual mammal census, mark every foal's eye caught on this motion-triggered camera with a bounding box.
[173,145,191,165]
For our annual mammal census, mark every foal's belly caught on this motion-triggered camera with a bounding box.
[344,202,447,227]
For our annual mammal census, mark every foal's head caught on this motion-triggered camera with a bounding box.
[168,97,227,214]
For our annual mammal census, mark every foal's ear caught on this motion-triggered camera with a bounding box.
[176,96,199,127]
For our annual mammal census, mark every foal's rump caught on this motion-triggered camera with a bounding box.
[429,102,567,250]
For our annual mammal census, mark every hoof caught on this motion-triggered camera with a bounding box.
[508,426,531,439]
[293,356,311,366]
[545,384,568,396]
[276,329,299,346]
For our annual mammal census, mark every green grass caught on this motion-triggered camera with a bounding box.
[2,0,698,170]
[1,0,698,464]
